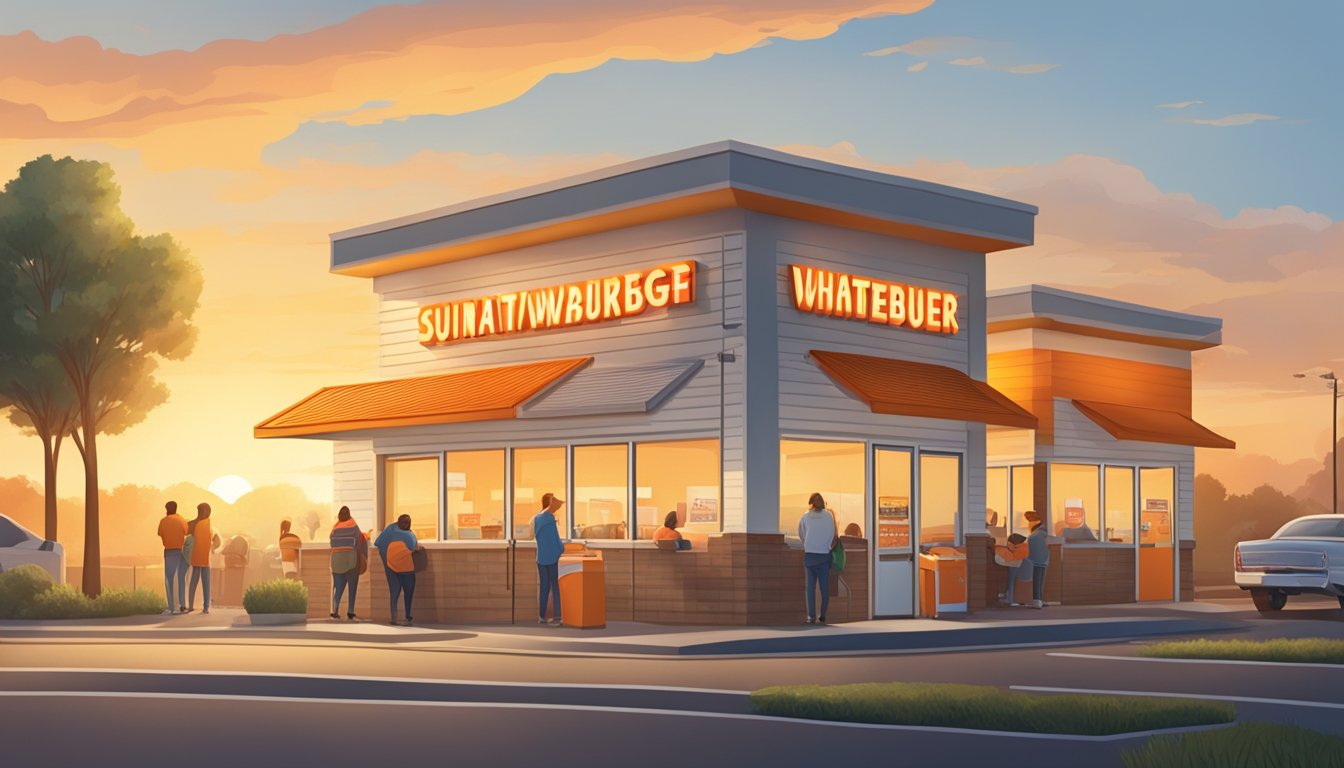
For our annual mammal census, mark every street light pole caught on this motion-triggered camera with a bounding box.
[1297,370,1340,515]
[1328,373,1339,516]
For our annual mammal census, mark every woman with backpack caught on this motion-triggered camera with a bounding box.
[329,506,367,621]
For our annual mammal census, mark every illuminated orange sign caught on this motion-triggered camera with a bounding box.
[788,264,959,335]
[418,261,696,346]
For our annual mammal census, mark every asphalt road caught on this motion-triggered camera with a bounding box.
[2,598,1343,766]
[0,696,1162,768]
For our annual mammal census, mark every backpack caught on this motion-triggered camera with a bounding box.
[182,533,195,565]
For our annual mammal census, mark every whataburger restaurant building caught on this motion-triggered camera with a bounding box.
[256,142,1234,625]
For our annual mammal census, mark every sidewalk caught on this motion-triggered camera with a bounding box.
[0,601,1250,658]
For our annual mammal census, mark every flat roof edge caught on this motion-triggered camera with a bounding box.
[331,141,1037,247]
[988,284,1223,329]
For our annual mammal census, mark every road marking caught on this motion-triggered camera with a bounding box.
[1047,652,1344,671]
[0,690,1234,742]
[0,667,750,696]
[1011,685,1344,710]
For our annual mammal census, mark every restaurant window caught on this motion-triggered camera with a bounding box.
[987,467,1009,542]
[919,453,961,546]
[1139,467,1176,546]
[1103,466,1135,543]
[1050,464,1101,542]
[513,447,567,540]
[573,444,629,539]
[635,439,720,539]
[385,456,440,542]
[444,450,505,540]
[779,440,865,538]
[1012,465,1035,535]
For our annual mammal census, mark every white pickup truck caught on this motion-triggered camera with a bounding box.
[1234,514,1344,612]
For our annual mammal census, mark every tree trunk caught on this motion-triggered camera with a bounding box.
[41,432,59,542]
[79,418,101,598]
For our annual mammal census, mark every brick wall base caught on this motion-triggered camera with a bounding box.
[299,534,870,626]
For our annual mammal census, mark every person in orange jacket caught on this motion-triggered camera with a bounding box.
[374,514,419,625]
[186,503,221,614]
[156,501,189,614]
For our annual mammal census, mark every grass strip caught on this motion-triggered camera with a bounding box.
[749,682,1232,736]
[1139,637,1344,665]
[1122,722,1344,768]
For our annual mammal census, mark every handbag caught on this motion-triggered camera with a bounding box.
[830,541,846,572]
[411,547,428,572]
[828,511,845,572]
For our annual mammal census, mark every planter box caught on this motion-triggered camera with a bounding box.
[247,612,307,626]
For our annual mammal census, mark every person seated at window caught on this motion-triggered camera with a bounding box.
[843,523,862,538]
[652,511,691,550]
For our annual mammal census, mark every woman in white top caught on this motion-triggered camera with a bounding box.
[798,492,838,625]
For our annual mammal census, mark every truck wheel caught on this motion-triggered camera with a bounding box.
[1251,589,1287,612]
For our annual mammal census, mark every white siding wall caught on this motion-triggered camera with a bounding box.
[347,213,747,530]
[333,440,377,530]
[767,218,988,537]
[987,427,1036,465]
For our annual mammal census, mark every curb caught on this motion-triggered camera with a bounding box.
[0,617,1240,658]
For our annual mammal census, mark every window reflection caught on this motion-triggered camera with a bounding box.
[635,439,720,540]
[513,447,566,540]
[445,450,505,540]
[919,453,960,546]
[573,444,629,539]
[385,457,439,542]
[779,440,865,538]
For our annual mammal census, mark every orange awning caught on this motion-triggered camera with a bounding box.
[1072,399,1235,449]
[255,357,592,439]
[809,350,1038,429]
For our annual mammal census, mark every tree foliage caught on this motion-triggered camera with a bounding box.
[0,155,202,596]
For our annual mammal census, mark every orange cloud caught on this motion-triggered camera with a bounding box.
[0,1,932,170]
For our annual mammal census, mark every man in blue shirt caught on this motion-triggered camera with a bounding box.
[532,492,565,626]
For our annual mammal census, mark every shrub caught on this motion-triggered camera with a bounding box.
[26,583,96,620]
[1123,722,1344,767]
[750,682,1233,736]
[93,588,167,618]
[0,563,55,618]
[1140,637,1344,665]
[243,578,308,614]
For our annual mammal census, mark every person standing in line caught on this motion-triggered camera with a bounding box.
[798,492,838,625]
[329,506,367,620]
[1025,510,1050,609]
[375,514,419,625]
[157,501,189,614]
[186,503,220,614]
[532,492,565,626]
[278,520,303,580]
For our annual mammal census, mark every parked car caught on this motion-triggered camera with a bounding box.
[1234,514,1344,612]
[0,515,65,584]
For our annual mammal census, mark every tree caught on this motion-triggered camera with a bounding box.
[0,160,85,542]
[300,509,322,540]
[1,156,202,596]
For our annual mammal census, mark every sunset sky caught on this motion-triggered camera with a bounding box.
[0,0,1339,503]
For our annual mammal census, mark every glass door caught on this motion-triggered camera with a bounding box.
[873,447,915,617]
[1138,467,1176,601]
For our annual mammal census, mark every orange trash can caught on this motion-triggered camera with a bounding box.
[558,546,606,628]
[918,546,967,617]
